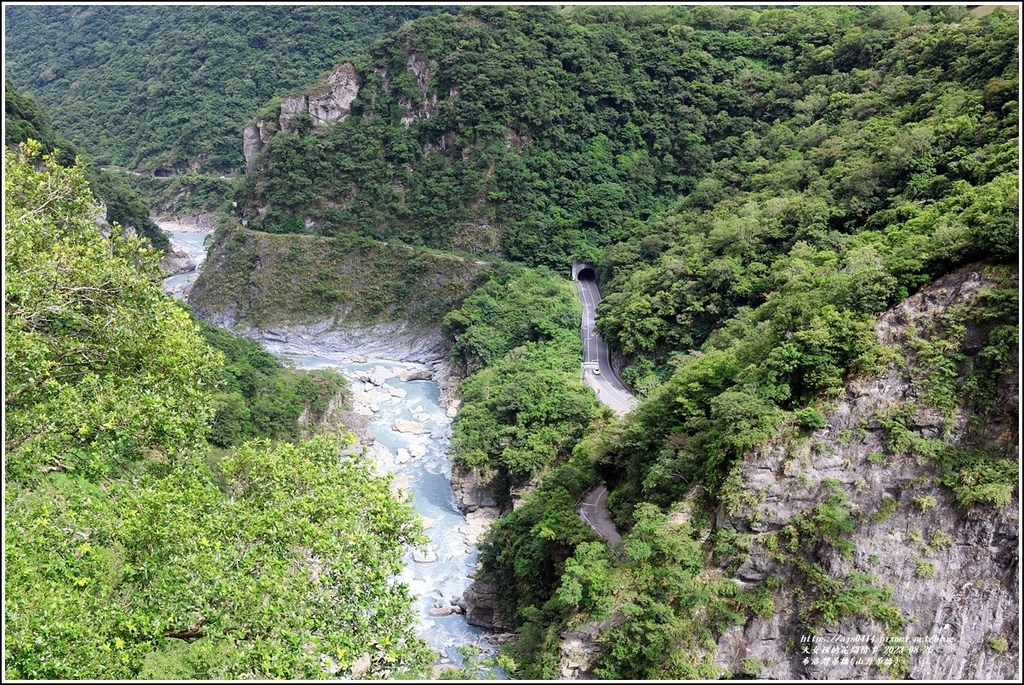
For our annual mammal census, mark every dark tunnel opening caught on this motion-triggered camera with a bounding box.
[577,267,596,280]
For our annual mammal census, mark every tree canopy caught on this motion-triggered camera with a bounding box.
[4,142,433,679]
[4,5,456,172]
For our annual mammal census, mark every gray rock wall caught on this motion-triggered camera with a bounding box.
[711,264,1019,680]
[244,63,360,173]
[202,317,449,365]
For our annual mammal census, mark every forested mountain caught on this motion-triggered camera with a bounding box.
[222,4,1018,679]
[3,4,455,173]
[4,3,1019,681]
[234,4,1016,268]
[5,82,170,251]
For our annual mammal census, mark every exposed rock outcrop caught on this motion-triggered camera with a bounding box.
[188,224,484,361]
[277,93,308,131]
[158,249,194,277]
[451,465,499,514]
[458,579,507,630]
[400,369,434,382]
[557,616,627,679]
[433,359,463,417]
[197,319,449,365]
[243,121,275,173]
[243,63,360,173]
[399,53,439,126]
[711,264,1019,680]
[308,63,360,127]
[393,419,425,434]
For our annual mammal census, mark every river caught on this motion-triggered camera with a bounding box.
[162,229,495,674]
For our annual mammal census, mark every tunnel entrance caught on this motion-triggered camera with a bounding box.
[573,261,597,280]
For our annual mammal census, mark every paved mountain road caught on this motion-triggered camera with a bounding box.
[574,273,635,545]
[576,276,637,415]
[577,483,621,545]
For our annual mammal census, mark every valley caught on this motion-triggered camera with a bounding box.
[4,3,1019,681]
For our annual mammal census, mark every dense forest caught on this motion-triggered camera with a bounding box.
[3,4,455,173]
[4,3,1019,681]
[228,4,1017,678]
[3,93,436,678]
[5,83,170,251]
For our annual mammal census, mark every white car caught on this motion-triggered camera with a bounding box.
[592,367,601,375]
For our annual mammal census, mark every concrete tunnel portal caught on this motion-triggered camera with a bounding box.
[572,262,597,281]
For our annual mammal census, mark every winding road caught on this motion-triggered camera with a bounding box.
[576,275,637,415]
[574,268,634,545]
[577,483,621,545]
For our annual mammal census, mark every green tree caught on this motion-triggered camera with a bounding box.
[4,141,220,482]
[5,434,433,679]
[4,143,433,679]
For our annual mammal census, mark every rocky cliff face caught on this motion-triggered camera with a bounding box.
[709,264,1018,680]
[546,264,1018,681]
[207,319,449,366]
[158,248,194,277]
[398,53,440,126]
[308,63,360,127]
[243,63,360,173]
[242,121,275,174]
[188,224,484,363]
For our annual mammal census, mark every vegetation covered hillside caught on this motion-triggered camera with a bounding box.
[6,3,1017,681]
[235,4,1015,270]
[5,82,170,252]
[189,222,487,344]
[220,4,1019,679]
[3,5,455,173]
[3,143,434,679]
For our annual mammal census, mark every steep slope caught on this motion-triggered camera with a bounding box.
[3,5,454,173]
[108,5,1018,679]
[710,262,1018,679]
[234,4,1016,276]
[188,222,487,362]
[4,138,434,684]
[4,83,170,252]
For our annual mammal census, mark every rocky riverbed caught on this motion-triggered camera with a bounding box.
[271,349,503,671]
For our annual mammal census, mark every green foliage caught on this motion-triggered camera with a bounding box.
[221,5,1012,272]
[4,5,454,172]
[795,407,828,431]
[444,266,581,374]
[914,557,937,579]
[480,476,599,628]
[87,167,170,252]
[934,446,1018,507]
[914,495,938,513]
[3,142,434,680]
[189,222,485,329]
[195,320,347,448]
[447,266,599,491]
[5,84,170,251]
[5,78,79,165]
[11,4,1019,676]
[4,434,433,679]
[452,341,599,483]
[594,504,730,680]
[127,173,236,216]
[756,481,907,637]
[742,657,766,677]
[4,142,220,482]
[554,542,615,619]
